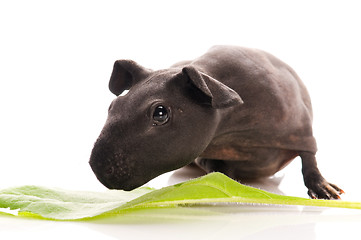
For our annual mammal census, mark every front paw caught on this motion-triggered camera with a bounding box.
[305,176,344,200]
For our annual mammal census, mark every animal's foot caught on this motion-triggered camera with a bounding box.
[300,152,344,200]
[305,175,344,200]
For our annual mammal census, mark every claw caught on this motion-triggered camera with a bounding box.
[307,181,343,200]
[329,183,345,196]
[307,189,318,199]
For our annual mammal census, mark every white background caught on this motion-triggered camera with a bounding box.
[1,0,361,239]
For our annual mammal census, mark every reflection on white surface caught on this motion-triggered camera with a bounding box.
[1,203,361,240]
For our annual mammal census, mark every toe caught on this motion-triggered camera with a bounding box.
[307,181,343,200]
[329,183,345,195]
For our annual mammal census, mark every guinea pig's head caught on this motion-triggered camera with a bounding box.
[89,60,243,190]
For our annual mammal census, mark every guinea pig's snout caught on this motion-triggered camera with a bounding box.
[89,140,118,185]
[105,165,114,176]
[91,156,115,178]
[89,140,142,191]
[89,154,115,188]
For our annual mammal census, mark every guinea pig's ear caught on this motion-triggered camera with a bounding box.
[109,60,152,96]
[182,66,243,109]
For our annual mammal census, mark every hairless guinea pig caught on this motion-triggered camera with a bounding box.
[89,45,343,199]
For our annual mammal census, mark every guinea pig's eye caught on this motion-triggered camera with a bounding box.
[152,105,169,125]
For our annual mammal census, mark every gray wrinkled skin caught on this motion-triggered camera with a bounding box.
[89,45,343,199]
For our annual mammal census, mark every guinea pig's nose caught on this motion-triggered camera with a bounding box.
[105,165,114,176]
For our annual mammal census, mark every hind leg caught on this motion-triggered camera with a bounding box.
[300,151,344,199]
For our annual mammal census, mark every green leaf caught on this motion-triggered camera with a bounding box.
[0,172,360,220]
[0,185,153,220]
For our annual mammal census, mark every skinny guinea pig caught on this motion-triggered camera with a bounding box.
[89,45,343,199]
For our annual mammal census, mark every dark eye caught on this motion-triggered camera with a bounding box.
[152,105,169,125]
